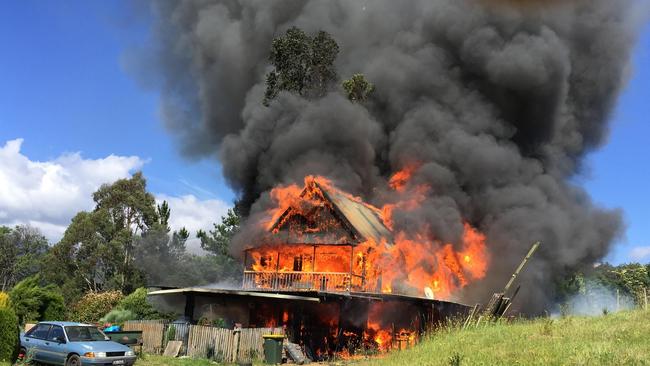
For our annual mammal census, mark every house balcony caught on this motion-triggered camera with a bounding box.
[242,270,367,293]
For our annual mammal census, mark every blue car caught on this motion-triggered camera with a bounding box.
[20,321,137,366]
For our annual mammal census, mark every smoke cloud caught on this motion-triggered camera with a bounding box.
[140,0,648,312]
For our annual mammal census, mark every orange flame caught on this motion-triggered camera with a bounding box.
[248,173,489,302]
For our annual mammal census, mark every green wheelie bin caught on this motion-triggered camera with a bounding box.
[262,334,285,364]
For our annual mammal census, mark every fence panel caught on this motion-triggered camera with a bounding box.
[187,325,235,361]
[124,321,284,362]
[237,327,283,362]
[123,320,166,354]
[169,323,190,355]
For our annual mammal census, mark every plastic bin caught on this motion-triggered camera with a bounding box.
[262,334,284,364]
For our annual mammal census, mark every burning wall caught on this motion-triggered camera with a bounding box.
[141,0,648,312]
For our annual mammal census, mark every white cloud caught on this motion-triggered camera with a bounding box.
[630,246,650,262]
[0,138,230,249]
[0,138,145,241]
[156,194,231,253]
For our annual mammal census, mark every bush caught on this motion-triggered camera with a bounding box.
[71,291,124,323]
[9,275,66,324]
[100,309,136,324]
[0,292,8,309]
[165,325,176,343]
[0,307,19,362]
[118,288,160,320]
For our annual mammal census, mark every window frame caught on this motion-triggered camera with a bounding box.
[26,324,52,340]
[46,325,66,343]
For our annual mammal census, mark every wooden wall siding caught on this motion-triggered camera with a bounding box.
[122,321,283,363]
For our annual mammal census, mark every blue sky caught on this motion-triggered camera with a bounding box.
[0,1,233,203]
[0,1,648,263]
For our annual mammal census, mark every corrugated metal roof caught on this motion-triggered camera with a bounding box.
[268,179,393,246]
[316,181,393,245]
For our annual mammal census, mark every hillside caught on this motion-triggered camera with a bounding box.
[357,310,650,366]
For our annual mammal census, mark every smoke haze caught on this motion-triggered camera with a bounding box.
[139,0,648,312]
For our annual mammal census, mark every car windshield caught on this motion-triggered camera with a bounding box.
[64,326,106,342]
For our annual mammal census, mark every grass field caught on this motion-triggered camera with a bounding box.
[0,355,220,366]
[356,309,650,366]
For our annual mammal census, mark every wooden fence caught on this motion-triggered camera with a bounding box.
[123,320,283,363]
[123,320,166,354]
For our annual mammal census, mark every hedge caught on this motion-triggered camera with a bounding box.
[71,291,124,323]
[0,306,19,362]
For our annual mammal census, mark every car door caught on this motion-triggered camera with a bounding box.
[42,325,68,365]
[23,323,51,363]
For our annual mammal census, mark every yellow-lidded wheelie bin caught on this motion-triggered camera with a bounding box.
[262,334,284,364]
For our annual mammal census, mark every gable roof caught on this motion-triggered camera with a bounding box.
[269,178,393,245]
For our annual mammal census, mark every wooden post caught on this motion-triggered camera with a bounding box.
[275,251,281,289]
[231,328,241,363]
[312,245,317,290]
[242,250,248,288]
[349,245,354,292]
[644,287,648,311]
[463,304,480,329]
[616,289,620,312]
[503,242,540,295]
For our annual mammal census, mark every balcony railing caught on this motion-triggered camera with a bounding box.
[242,271,367,292]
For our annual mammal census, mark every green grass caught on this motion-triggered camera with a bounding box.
[135,355,263,366]
[356,309,650,366]
[135,355,219,366]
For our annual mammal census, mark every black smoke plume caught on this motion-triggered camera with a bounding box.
[139,0,648,312]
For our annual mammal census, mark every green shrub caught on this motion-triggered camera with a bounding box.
[118,288,160,320]
[8,275,66,324]
[41,291,66,321]
[100,309,136,324]
[71,291,124,323]
[166,325,176,343]
[0,307,19,362]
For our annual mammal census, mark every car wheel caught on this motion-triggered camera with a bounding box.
[66,354,81,366]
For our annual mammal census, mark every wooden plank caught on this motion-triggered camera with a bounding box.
[163,341,182,357]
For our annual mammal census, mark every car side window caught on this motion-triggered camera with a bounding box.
[48,326,65,342]
[28,324,52,339]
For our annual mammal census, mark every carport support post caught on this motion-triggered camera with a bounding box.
[184,293,195,321]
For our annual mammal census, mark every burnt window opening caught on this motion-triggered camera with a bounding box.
[260,255,274,269]
[293,255,303,271]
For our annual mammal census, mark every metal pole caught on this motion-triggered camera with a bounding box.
[503,241,541,295]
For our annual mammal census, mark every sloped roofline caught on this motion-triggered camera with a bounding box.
[268,178,393,245]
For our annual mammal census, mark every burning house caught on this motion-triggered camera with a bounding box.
[149,176,474,356]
